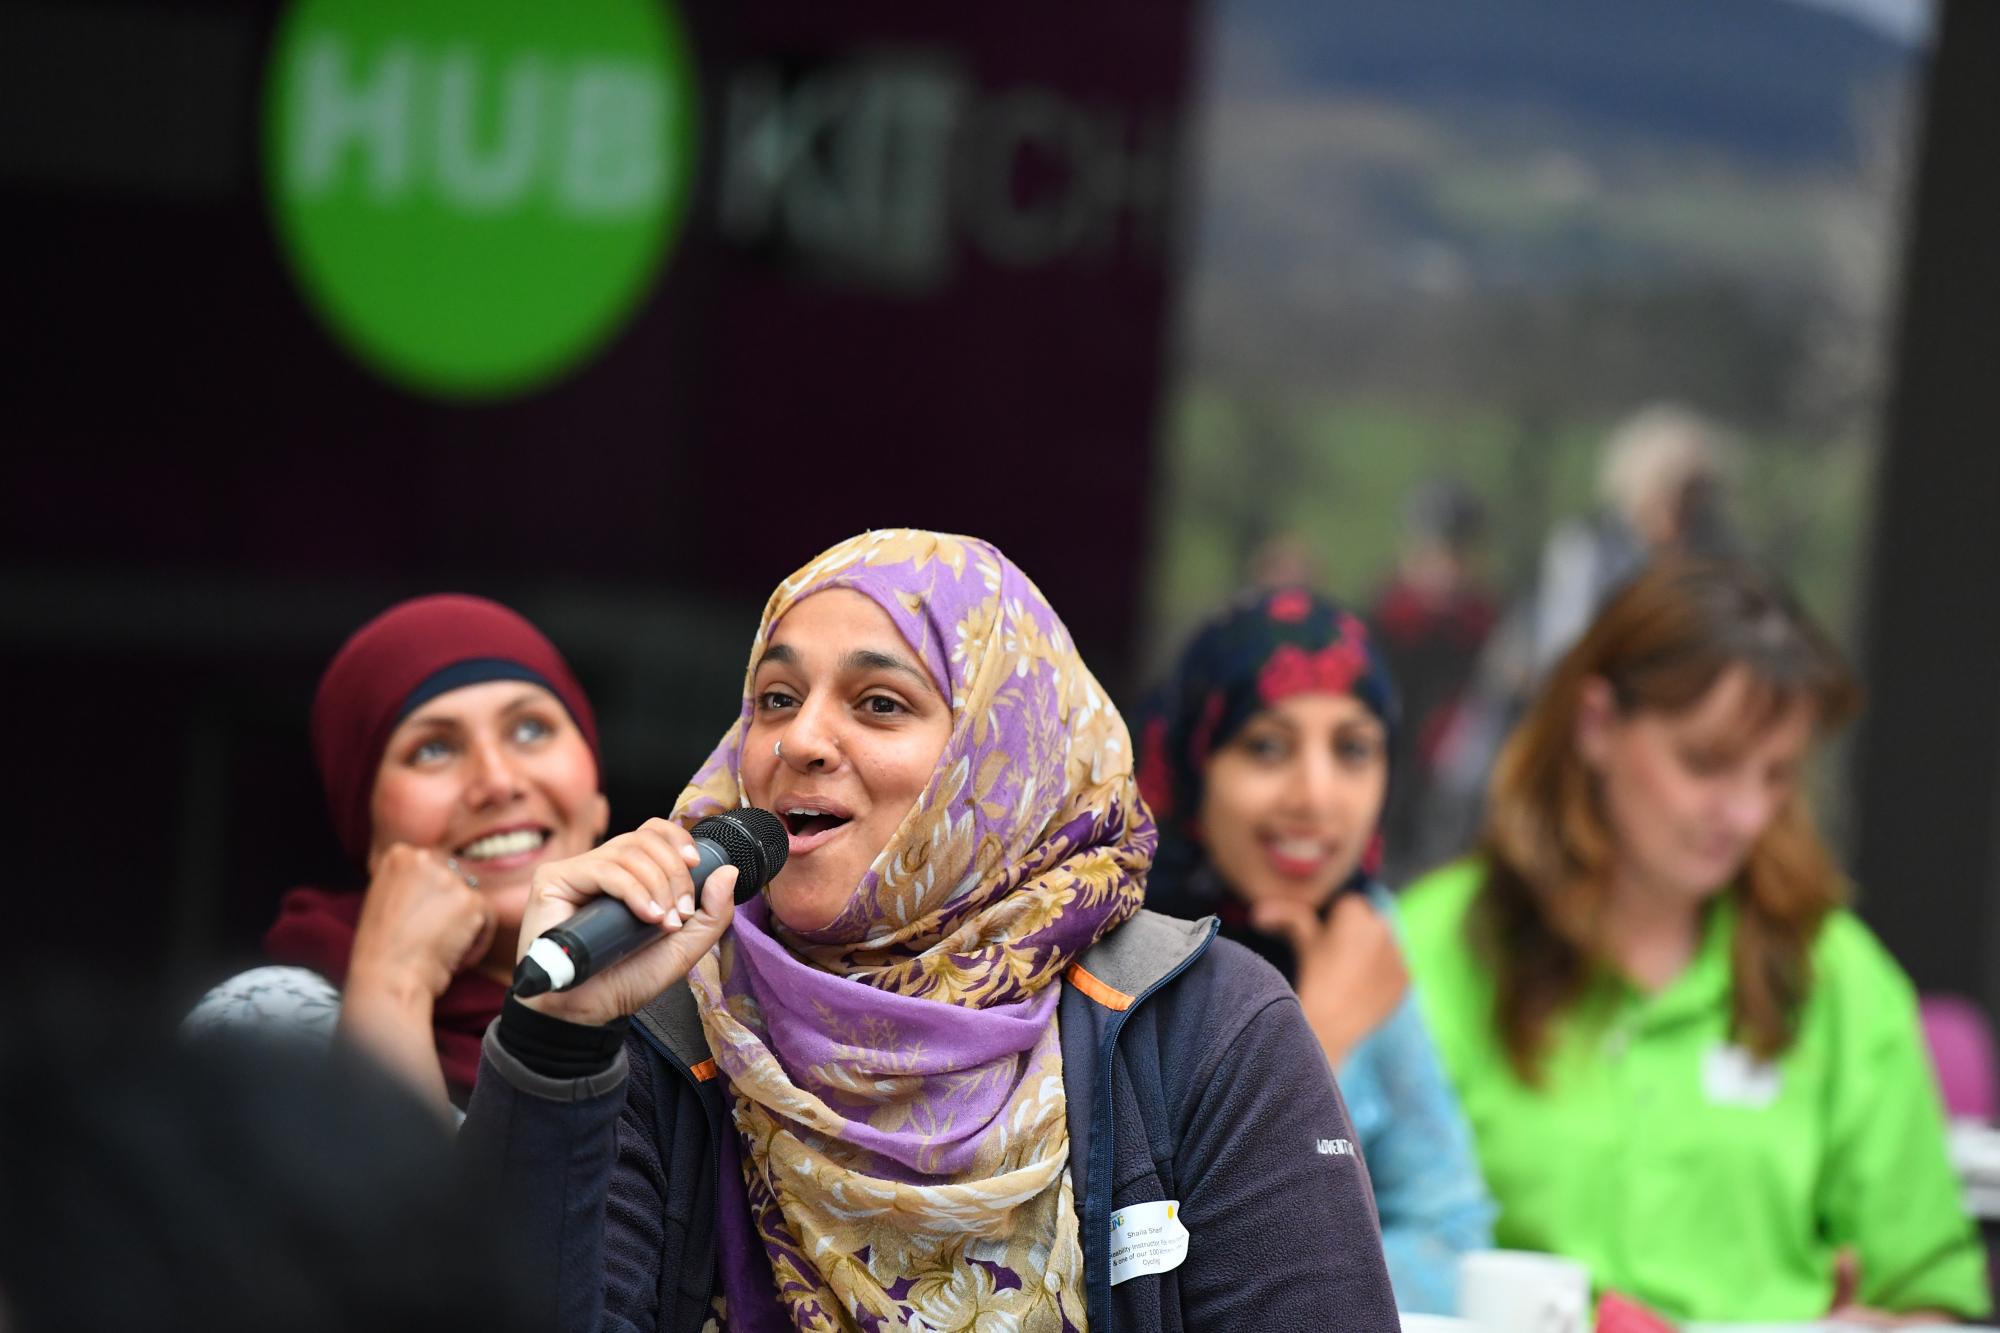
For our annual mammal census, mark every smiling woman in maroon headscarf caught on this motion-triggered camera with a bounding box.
[187,594,608,1113]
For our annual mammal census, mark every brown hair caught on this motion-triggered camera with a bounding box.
[1475,558,1860,1082]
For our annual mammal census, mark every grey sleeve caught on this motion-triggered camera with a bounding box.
[182,966,341,1044]
[1171,994,1402,1329]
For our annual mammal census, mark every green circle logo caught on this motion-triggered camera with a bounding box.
[266,0,697,399]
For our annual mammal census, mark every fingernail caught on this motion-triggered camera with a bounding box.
[663,910,683,929]
[677,894,695,916]
[642,898,664,918]
[682,844,700,864]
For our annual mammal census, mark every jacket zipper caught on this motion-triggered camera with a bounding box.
[1087,917,1220,1332]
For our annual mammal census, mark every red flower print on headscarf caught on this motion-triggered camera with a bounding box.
[1268,588,1312,623]
[1258,645,1314,700]
[1137,716,1173,817]
[1258,638,1368,704]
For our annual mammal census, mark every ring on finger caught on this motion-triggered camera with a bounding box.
[446,856,480,890]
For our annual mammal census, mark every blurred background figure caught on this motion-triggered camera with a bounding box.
[186,595,607,1116]
[1247,528,1327,590]
[1399,560,1988,1324]
[1367,479,1497,885]
[1529,403,1738,679]
[1138,586,1493,1313]
[0,974,536,1333]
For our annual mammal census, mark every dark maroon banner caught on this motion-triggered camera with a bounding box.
[4,1,1191,661]
[0,0,1197,980]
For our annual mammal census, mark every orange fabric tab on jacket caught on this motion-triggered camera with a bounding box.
[1066,962,1134,1012]
[690,1058,719,1082]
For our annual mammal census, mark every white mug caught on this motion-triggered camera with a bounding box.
[1457,1249,1591,1333]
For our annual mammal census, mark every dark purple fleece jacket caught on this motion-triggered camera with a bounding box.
[459,911,1399,1332]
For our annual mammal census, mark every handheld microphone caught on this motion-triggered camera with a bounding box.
[510,808,788,998]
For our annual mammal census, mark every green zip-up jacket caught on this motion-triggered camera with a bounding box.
[1399,859,1990,1322]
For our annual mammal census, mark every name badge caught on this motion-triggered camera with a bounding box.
[1108,1199,1190,1286]
[1702,1043,1781,1108]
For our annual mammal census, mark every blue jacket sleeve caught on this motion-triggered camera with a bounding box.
[457,1024,668,1333]
[1171,990,1403,1328]
[1338,993,1495,1313]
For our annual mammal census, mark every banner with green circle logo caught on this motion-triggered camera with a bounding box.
[265,0,697,399]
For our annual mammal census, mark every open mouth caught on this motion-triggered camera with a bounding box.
[456,826,552,864]
[780,808,852,838]
[1262,835,1335,878]
[779,805,852,853]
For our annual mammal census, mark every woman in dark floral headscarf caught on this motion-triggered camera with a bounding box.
[1137,585,1493,1314]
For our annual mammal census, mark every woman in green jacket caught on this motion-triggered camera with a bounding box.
[1401,558,1989,1324]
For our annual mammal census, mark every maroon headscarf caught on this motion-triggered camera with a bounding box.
[308,593,599,861]
[265,594,600,1096]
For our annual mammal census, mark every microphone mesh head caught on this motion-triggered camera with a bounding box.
[690,808,790,893]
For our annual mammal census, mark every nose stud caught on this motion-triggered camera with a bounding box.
[774,739,783,759]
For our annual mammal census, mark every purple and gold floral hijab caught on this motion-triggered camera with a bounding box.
[675,530,1153,1332]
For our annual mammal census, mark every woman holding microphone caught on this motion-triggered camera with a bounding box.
[461,530,1402,1332]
